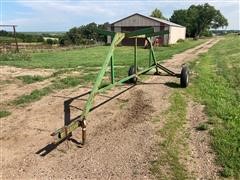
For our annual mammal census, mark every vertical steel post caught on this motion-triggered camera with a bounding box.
[64,100,72,138]
[134,38,138,74]
[13,26,19,53]
[149,43,152,67]
[110,54,115,84]
[147,37,159,73]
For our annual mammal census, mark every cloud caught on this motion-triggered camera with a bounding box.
[4,0,240,31]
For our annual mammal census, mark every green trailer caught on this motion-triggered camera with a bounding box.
[50,27,189,146]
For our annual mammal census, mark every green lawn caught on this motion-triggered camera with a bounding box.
[0,39,206,69]
[0,38,207,107]
[188,35,240,178]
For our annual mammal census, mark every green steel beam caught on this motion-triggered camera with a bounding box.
[149,46,152,67]
[110,55,115,84]
[145,30,169,37]
[96,29,115,37]
[126,27,154,38]
[147,37,159,73]
[134,38,137,74]
[81,33,125,118]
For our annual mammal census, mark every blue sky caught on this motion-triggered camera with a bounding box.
[1,0,239,31]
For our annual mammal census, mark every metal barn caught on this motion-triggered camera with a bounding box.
[107,13,186,46]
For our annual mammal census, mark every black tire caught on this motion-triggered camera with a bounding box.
[128,65,138,84]
[180,66,189,88]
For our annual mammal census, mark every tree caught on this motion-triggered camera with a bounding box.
[170,9,190,35]
[151,8,166,19]
[170,3,228,37]
[60,22,109,46]
[46,39,53,45]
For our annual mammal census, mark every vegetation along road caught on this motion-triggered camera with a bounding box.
[0,35,239,179]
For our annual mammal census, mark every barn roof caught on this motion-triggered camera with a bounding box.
[111,13,184,28]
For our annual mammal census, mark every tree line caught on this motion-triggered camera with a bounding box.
[0,30,63,44]
[59,22,109,46]
[152,3,228,38]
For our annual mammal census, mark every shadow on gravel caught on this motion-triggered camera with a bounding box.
[137,81,181,89]
[36,84,136,156]
[164,82,181,88]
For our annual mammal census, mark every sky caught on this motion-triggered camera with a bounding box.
[0,0,239,32]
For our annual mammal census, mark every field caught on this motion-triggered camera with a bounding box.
[1,36,239,179]
[0,39,206,69]
[0,36,23,43]
[0,39,206,110]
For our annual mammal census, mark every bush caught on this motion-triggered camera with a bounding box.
[201,30,213,37]
[177,39,185,43]
[0,52,31,61]
[46,39,53,45]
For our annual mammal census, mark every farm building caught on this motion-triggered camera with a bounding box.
[107,13,186,46]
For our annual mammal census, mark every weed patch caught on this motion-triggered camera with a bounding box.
[151,92,188,179]
[16,75,46,84]
[0,110,11,118]
[12,87,52,106]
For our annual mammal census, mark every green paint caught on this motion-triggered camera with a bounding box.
[110,55,115,84]
[52,29,172,143]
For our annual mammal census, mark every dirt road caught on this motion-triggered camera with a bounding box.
[1,39,220,179]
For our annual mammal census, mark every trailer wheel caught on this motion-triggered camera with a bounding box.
[180,66,189,88]
[128,65,138,84]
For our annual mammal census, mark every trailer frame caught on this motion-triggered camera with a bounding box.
[51,27,189,145]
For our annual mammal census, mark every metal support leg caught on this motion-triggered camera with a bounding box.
[147,38,159,74]
[81,119,86,145]
[149,46,152,67]
[110,55,115,84]
[134,38,138,74]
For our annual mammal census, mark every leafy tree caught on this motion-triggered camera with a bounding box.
[170,3,228,37]
[46,39,53,45]
[150,8,166,19]
[60,22,109,46]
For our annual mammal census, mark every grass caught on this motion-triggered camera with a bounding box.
[0,36,23,43]
[188,35,240,178]
[11,76,83,106]
[151,92,188,179]
[12,87,53,106]
[0,110,11,118]
[5,39,207,106]
[51,76,83,89]
[16,75,46,84]
[0,39,207,69]
[0,52,31,61]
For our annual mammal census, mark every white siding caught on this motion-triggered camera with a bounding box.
[163,26,169,45]
[168,26,186,44]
